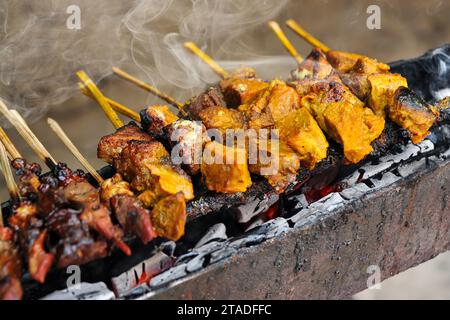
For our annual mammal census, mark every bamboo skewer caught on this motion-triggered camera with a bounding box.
[286,19,330,53]
[0,127,22,160]
[0,141,20,205]
[111,67,187,117]
[0,100,56,168]
[47,118,104,184]
[78,83,141,122]
[268,21,303,65]
[76,70,124,129]
[9,110,57,168]
[183,42,229,79]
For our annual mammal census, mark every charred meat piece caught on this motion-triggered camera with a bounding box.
[186,87,226,120]
[292,48,334,82]
[112,140,194,207]
[201,141,252,193]
[111,195,156,244]
[248,140,301,193]
[0,227,23,300]
[326,50,390,73]
[63,179,131,256]
[301,80,385,163]
[150,192,186,241]
[390,87,437,143]
[98,122,154,164]
[46,207,109,268]
[140,105,179,137]
[102,174,156,244]
[367,72,408,117]
[166,120,210,175]
[435,96,450,123]
[9,161,55,284]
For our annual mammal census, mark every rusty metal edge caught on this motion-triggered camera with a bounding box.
[136,156,450,300]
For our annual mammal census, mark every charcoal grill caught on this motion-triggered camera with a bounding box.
[2,44,450,300]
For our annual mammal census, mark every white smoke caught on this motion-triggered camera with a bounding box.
[0,0,292,125]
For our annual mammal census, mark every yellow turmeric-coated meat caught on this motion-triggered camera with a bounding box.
[201,141,252,193]
[277,108,329,169]
[150,192,186,241]
[301,80,385,164]
[390,87,437,144]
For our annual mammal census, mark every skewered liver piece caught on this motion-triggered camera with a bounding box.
[9,160,55,284]
[46,207,109,268]
[0,227,23,300]
[186,87,226,120]
[102,173,156,244]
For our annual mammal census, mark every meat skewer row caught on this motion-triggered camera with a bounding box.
[1,103,131,282]
[285,19,449,142]
[47,118,157,245]
[0,141,23,300]
[76,71,192,241]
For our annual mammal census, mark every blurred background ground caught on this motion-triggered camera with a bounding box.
[0,0,449,299]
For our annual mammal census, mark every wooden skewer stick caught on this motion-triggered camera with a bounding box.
[9,110,57,168]
[47,118,104,184]
[286,19,330,53]
[78,83,141,122]
[268,21,303,65]
[111,67,187,117]
[0,100,56,168]
[0,127,22,160]
[183,42,229,79]
[0,141,20,206]
[76,70,124,129]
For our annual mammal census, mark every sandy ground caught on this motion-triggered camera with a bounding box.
[0,0,449,299]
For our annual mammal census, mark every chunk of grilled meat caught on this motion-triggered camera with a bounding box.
[9,160,54,284]
[199,106,247,135]
[150,192,186,241]
[248,140,301,193]
[98,122,154,164]
[46,207,108,268]
[62,178,131,256]
[186,87,226,120]
[326,50,390,74]
[112,140,194,207]
[390,87,437,143]
[140,105,179,138]
[301,80,385,164]
[277,108,329,169]
[165,120,210,175]
[219,67,268,107]
[102,173,156,244]
[110,195,156,244]
[239,80,301,130]
[201,141,252,193]
[0,227,23,300]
